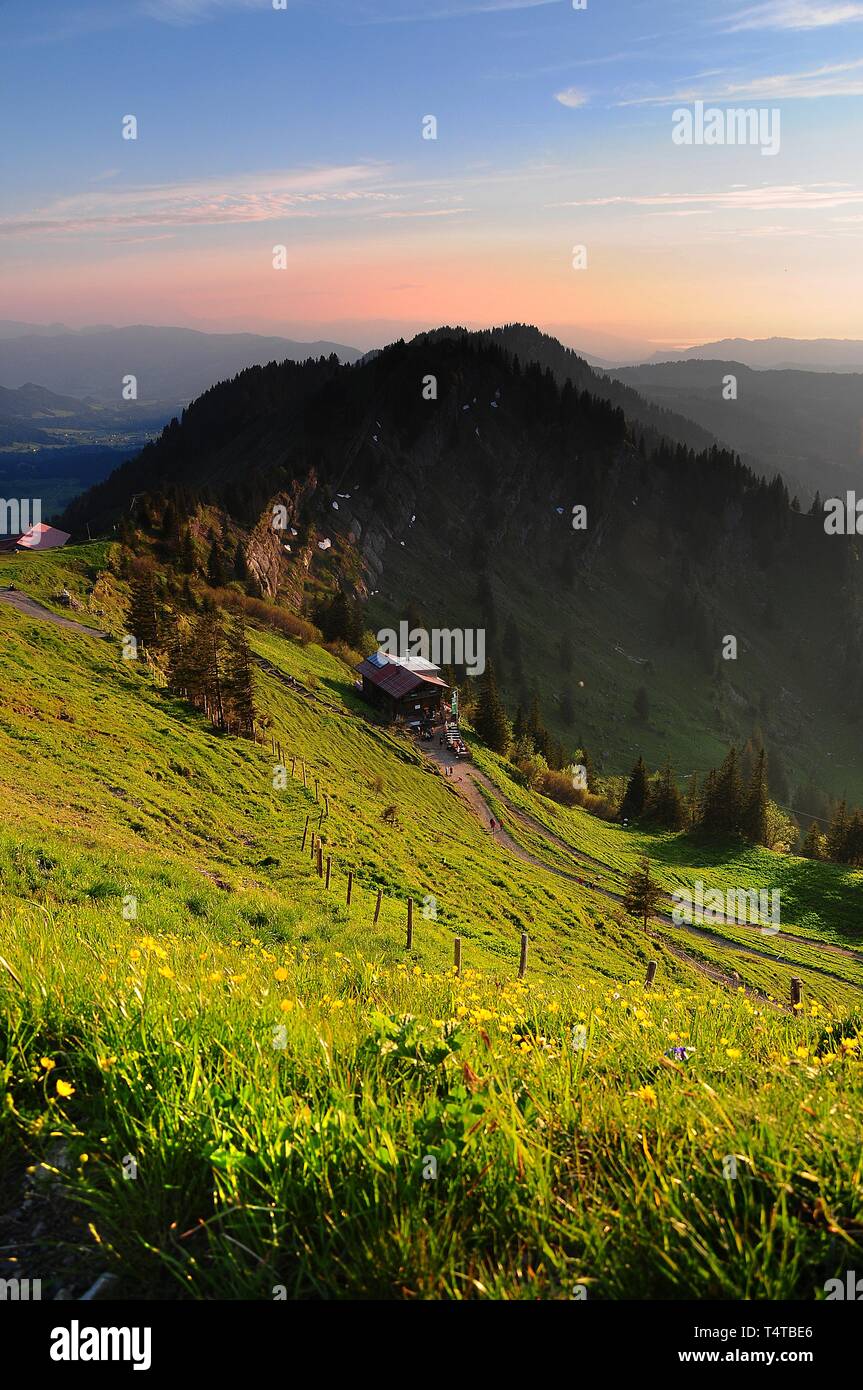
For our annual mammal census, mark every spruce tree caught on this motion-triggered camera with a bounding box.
[233,542,249,582]
[207,540,227,589]
[649,759,686,830]
[127,569,160,650]
[742,747,770,845]
[180,528,197,574]
[801,819,824,859]
[619,756,648,822]
[844,810,863,867]
[713,746,744,835]
[698,768,720,832]
[161,499,181,554]
[623,856,662,930]
[685,771,699,829]
[473,665,510,754]
[826,799,849,862]
[224,621,257,737]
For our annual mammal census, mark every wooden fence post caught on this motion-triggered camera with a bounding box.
[454,936,462,977]
[644,960,658,989]
[300,815,309,853]
[519,932,528,980]
[374,888,383,924]
[324,793,330,818]
[291,758,296,778]
[325,855,332,890]
[271,735,276,755]
[406,898,413,949]
[346,871,353,907]
[791,977,803,1008]
[317,844,323,878]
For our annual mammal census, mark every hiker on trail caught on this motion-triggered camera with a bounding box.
[489,816,495,834]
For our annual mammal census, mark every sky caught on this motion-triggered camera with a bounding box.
[2,0,863,356]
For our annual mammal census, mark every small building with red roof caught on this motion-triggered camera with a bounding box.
[15,523,72,551]
[356,650,448,722]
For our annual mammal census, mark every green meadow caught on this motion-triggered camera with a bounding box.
[0,543,861,1299]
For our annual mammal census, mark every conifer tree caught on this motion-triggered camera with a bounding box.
[685,771,699,829]
[710,746,744,834]
[649,759,686,830]
[742,747,770,845]
[619,756,648,821]
[698,767,720,832]
[224,621,257,737]
[180,528,197,574]
[826,799,849,862]
[233,542,249,583]
[207,540,227,589]
[473,664,510,754]
[801,819,824,859]
[161,499,181,553]
[623,856,662,931]
[127,568,160,650]
[844,810,863,867]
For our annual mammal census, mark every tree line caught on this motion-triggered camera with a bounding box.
[127,567,258,738]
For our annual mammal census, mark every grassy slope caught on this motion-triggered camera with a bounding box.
[0,544,861,1299]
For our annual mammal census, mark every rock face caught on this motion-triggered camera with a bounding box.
[245,475,318,599]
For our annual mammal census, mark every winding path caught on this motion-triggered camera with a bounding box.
[0,587,108,639]
[423,731,863,997]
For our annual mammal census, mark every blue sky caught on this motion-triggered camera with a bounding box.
[2,0,863,353]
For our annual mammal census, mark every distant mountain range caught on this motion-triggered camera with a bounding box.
[644,338,863,373]
[0,381,171,447]
[608,359,863,502]
[0,324,363,414]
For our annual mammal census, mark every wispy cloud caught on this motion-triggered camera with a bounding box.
[551,184,863,212]
[723,1,863,31]
[356,0,561,23]
[618,58,863,104]
[376,207,474,218]
[0,165,401,238]
[554,86,588,108]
